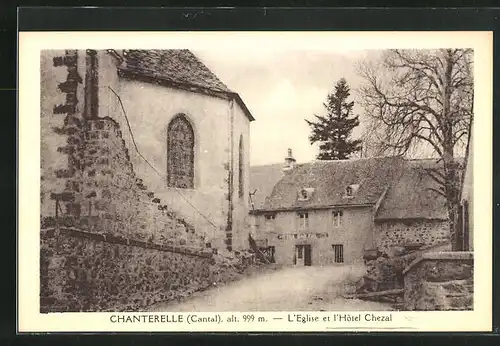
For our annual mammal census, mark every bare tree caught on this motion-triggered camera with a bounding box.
[357,49,474,248]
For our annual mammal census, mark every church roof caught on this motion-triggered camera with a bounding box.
[117,49,254,121]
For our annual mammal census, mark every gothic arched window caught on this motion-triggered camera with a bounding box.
[167,114,194,189]
[238,134,244,198]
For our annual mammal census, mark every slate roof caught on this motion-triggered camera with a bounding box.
[375,159,448,220]
[120,49,231,92]
[260,156,406,211]
[117,49,254,121]
[253,156,449,221]
[249,163,285,210]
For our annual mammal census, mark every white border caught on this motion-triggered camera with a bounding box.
[18,31,493,332]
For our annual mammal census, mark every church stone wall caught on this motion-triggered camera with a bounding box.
[41,50,204,248]
[95,50,251,252]
[39,49,247,312]
[40,226,240,312]
[42,49,252,254]
[40,50,86,217]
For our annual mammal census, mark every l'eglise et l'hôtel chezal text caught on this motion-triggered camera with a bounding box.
[332,313,393,322]
[287,313,393,323]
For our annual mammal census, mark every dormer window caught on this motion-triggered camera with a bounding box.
[344,184,359,198]
[298,187,314,201]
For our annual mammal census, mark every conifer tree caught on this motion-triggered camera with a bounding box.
[306,78,362,160]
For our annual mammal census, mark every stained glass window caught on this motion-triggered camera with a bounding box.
[167,115,194,189]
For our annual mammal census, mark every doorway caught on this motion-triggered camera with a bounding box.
[294,244,312,266]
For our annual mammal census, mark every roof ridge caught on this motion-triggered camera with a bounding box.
[184,50,233,92]
[307,155,402,164]
[250,163,285,168]
[251,155,403,169]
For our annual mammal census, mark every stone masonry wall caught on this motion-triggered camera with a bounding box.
[40,227,240,312]
[41,50,205,248]
[42,116,206,248]
[40,50,233,313]
[79,116,205,247]
[403,252,473,311]
[41,49,85,217]
[375,220,450,254]
[360,242,451,295]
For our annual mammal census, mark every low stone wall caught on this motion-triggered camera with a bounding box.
[361,242,451,293]
[40,227,241,313]
[402,252,473,311]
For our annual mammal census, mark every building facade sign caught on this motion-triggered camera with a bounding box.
[277,232,329,240]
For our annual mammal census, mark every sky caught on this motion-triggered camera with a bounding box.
[195,49,381,166]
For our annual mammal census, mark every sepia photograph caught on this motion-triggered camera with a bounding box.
[38,46,474,313]
[18,30,492,332]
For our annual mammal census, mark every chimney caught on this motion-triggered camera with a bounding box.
[283,148,296,172]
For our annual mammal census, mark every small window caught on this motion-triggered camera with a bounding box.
[298,188,314,201]
[345,184,359,198]
[346,186,353,197]
[300,189,308,199]
[332,210,343,228]
[332,244,344,263]
[265,214,276,231]
[298,212,309,229]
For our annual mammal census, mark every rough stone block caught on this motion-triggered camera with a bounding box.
[54,169,74,178]
[51,191,75,202]
[423,260,473,282]
[53,104,76,115]
[441,280,470,294]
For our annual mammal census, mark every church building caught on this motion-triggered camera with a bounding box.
[40,49,254,253]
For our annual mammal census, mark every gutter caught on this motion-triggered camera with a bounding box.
[249,203,375,215]
[374,217,449,223]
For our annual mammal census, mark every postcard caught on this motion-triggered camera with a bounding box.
[18,30,492,332]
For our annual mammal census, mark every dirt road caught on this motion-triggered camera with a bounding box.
[150,264,391,312]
